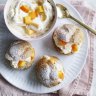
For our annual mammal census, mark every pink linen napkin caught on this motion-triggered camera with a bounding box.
[0,0,95,96]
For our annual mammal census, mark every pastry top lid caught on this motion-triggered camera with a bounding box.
[54,24,79,42]
[8,41,33,61]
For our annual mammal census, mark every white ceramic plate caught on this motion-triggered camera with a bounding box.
[0,0,88,93]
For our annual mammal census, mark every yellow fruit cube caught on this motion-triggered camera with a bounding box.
[35,9,39,16]
[37,6,44,13]
[59,40,67,46]
[18,61,26,68]
[26,29,35,35]
[31,22,39,28]
[72,44,78,52]
[50,56,58,64]
[58,71,64,80]
[23,16,32,25]
[20,5,30,13]
[31,48,35,60]
[29,11,36,19]
[31,48,35,57]
[41,13,47,21]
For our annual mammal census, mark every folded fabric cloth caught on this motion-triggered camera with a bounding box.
[0,0,95,96]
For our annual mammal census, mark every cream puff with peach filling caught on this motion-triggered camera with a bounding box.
[53,24,84,54]
[5,41,35,69]
[36,55,64,87]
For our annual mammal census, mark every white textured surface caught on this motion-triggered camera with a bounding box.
[0,0,88,94]
[90,15,96,96]
[91,39,96,96]
[86,0,96,10]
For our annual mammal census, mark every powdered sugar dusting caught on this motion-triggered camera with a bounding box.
[36,55,64,87]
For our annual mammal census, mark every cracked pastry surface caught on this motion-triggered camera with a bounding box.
[53,24,84,54]
[5,40,35,69]
[36,55,64,87]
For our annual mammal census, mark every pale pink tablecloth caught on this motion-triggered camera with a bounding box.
[0,0,96,96]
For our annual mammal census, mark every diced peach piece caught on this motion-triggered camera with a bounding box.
[58,71,64,80]
[59,40,67,46]
[26,29,35,35]
[72,44,78,52]
[50,56,58,64]
[31,22,39,28]
[41,13,47,21]
[23,16,32,25]
[20,5,30,13]
[29,11,36,19]
[35,9,39,17]
[37,6,44,13]
[31,48,35,60]
[18,61,26,68]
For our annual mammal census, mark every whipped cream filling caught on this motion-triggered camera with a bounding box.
[54,34,81,54]
[5,53,32,68]
[8,0,54,37]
